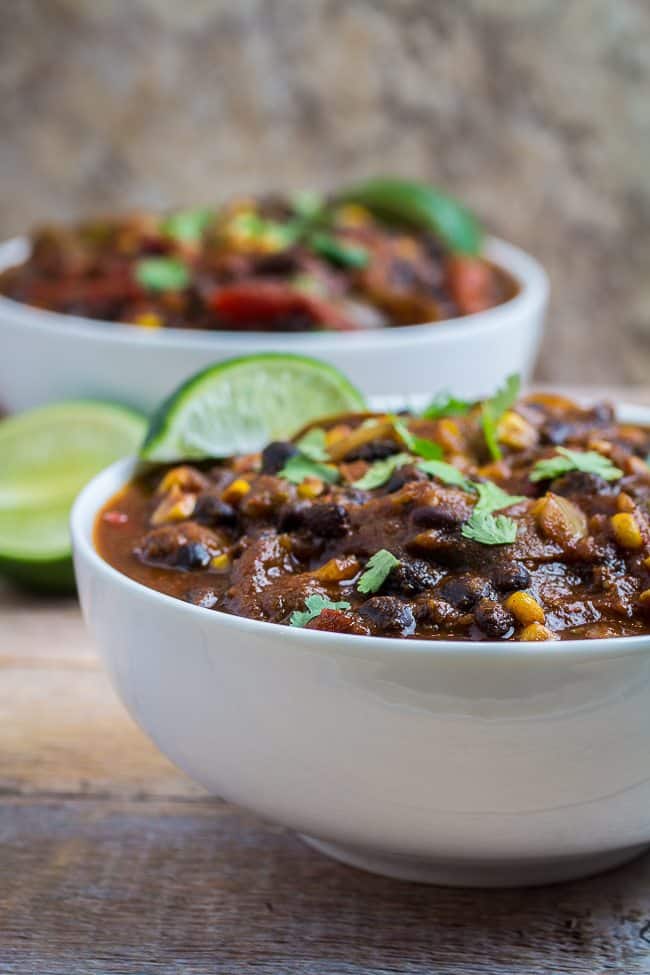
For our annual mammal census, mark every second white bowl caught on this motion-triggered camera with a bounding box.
[0,235,548,412]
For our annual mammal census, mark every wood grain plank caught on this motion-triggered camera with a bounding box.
[0,797,649,975]
[0,585,91,663]
[0,663,202,800]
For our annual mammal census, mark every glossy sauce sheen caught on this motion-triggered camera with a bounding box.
[95,396,650,642]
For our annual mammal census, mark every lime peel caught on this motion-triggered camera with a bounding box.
[140,354,366,462]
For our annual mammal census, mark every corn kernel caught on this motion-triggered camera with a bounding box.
[334,203,372,227]
[392,236,420,260]
[616,492,636,513]
[496,411,538,450]
[325,424,353,447]
[158,465,205,494]
[643,556,650,570]
[277,533,293,552]
[477,460,510,480]
[505,591,545,626]
[626,455,650,478]
[151,491,196,525]
[639,589,650,606]
[436,418,463,453]
[587,438,613,456]
[210,553,230,572]
[134,311,162,329]
[297,477,324,499]
[221,478,251,504]
[314,556,360,582]
[519,622,559,642]
[611,512,643,550]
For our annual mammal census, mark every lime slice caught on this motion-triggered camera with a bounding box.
[0,401,146,592]
[141,354,366,462]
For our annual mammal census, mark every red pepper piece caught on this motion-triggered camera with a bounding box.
[102,510,129,526]
[445,256,495,315]
[209,281,358,332]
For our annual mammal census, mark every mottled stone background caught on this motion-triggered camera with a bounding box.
[1,0,649,383]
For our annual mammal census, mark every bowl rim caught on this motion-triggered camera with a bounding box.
[0,234,549,349]
[71,399,650,662]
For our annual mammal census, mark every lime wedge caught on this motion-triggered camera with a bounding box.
[140,354,366,462]
[0,401,146,592]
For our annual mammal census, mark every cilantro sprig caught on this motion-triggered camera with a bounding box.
[353,453,411,489]
[135,257,190,292]
[473,481,525,514]
[290,594,351,627]
[162,208,212,243]
[357,549,400,594]
[460,480,524,546]
[421,392,474,420]
[309,232,369,269]
[461,512,518,546]
[391,416,443,461]
[530,447,623,484]
[279,454,340,485]
[481,374,521,461]
[416,459,473,491]
[296,427,329,462]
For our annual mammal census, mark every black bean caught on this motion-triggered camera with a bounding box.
[193,494,238,527]
[541,421,572,446]
[301,502,349,537]
[261,441,298,475]
[253,252,300,275]
[345,439,401,462]
[358,596,415,635]
[174,542,212,570]
[551,470,610,496]
[474,598,514,639]
[387,559,441,596]
[437,573,493,611]
[384,465,428,494]
[411,504,464,529]
[590,402,614,424]
[277,501,309,531]
[184,588,219,609]
[492,562,531,593]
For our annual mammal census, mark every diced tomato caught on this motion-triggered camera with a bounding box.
[445,256,495,315]
[102,510,129,526]
[306,609,369,634]
[27,271,141,311]
[208,281,358,331]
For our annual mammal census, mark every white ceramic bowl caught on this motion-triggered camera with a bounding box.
[0,235,548,412]
[71,403,650,888]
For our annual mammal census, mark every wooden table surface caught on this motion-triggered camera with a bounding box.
[3,386,650,975]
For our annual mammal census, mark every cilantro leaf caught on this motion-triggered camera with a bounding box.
[481,373,521,461]
[461,511,518,545]
[135,257,190,292]
[296,427,329,462]
[391,416,443,461]
[357,549,400,594]
[473,481,525,514]
[530,447,623,483]
[421,392,474,420]
[309,232,369,268]
[416,459,473,491]
[290,190,325,219]
[279,454,340,485]
[162,208,212,242]
[290,594,352,627]
[353,452,411,489]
